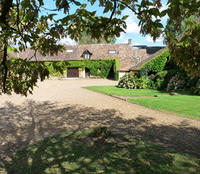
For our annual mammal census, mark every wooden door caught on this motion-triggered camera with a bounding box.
[67,68,79,77]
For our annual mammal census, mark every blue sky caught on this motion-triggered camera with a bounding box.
[43,0,168,46]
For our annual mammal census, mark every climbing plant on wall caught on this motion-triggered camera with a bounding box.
[138,49,170,77]
[44,59,120,80]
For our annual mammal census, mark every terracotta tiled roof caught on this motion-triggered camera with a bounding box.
[11,43,147,71]
[130,46,168,71]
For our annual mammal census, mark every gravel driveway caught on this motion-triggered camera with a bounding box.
[0,79,200,159]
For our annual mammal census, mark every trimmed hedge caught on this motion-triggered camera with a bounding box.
[138,49,170,76]
[44,59,120,80]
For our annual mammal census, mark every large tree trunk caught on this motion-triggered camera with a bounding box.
[0,0,13,24]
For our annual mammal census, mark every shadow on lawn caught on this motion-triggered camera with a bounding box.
[0,100,200,173]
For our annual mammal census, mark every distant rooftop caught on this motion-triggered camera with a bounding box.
[133,45,166,56]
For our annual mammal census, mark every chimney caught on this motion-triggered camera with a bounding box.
[128,39,132,45]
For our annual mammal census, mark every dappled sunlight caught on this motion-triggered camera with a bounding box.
[0,100,200,163]
[1,130,200,174]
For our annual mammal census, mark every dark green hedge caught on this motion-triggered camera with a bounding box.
[138,49,170,76]
[44,59,120,80]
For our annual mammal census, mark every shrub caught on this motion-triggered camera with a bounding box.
[167,73,186,91]
[138,76,151,89]
[118,73,138,89]
[190,79,200,95]
[148,71,168,89]
[158,70,177,89]
[118,73,150,89]
[187,76,199,90]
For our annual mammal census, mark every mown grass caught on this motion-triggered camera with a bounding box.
[83,86,171,97]
[1,130,199,174]
[84,86,200,119]
[129,95,200,119]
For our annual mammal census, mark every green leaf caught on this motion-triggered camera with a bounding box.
[73,1,81,6]
[103,6,110,13]
[156,23,164,28]
[160,9,168,17]
[81,4,87,9]
[122,15,129,21]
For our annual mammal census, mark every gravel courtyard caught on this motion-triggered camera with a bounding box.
[0,79,200,159]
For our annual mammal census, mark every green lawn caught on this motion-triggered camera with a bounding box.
[84,86,171,97]
[84,86,200,119]
[1,130,199,174]
[129,95,200,119]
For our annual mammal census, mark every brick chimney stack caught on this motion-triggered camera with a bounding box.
[128,39,132,45]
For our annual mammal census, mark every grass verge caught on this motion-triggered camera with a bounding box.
[129,95,200,119]
[84,86,199,119]
[83,86,171,97]
[1,129,199,174]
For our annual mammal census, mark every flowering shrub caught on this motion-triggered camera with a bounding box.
[167,73,186,91]
[118,73,138,89]
[118,72,199,94]
[118,73,150,89]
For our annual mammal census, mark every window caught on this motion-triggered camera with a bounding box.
[136,57,140,60]
[81,49,92,60]
[109,50,117,54]
[84,54,90,60]
[66,49,73,53]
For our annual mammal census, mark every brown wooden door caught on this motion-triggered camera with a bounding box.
[67,68,79,77]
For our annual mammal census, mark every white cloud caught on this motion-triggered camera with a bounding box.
[58,37,77,45]
[122,9,141,34]
[122,40,128,44]
[115,0,168,45]
[160,1,169,11]
[123,8,138,21]
[125,19,140,34]
[47,19,52,26]
[159,1,169,24]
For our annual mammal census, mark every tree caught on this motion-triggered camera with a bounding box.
[165,15,200,77]
[0,0,200,95]
[78,31,116,45]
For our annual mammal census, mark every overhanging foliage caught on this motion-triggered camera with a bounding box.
[1,0,200,95]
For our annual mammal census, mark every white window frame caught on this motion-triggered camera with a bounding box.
[136,57,140,60]
[84,54,90,60]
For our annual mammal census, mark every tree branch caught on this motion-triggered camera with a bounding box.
[15,1,42,48]
[15,0,28,47]
[28,50,37,61]
[41,7,59,12]
[89,0,117,29]
[2,43,8,93]
[0,0,13,24]
[118,0,140,15]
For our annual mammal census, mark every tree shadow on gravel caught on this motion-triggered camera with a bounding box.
[0,100,200,173]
